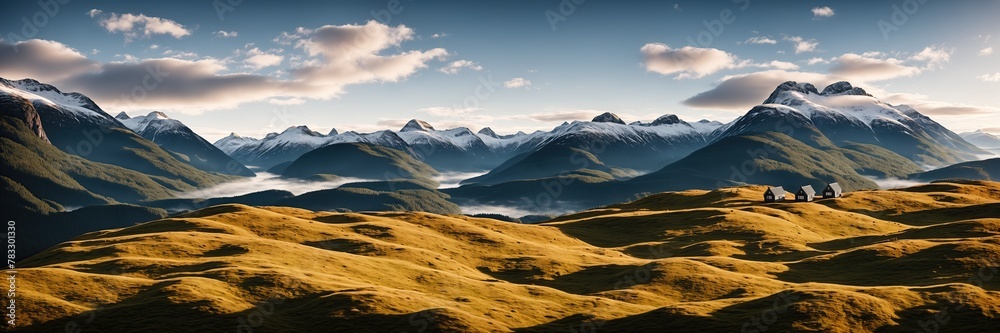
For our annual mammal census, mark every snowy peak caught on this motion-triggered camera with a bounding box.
[478,127,499,138]
[960,130,1000,148]
[650,114,683,126]
[400,119,435,132]
[766,81,872,104]
[147,111,169,120]
[0,77,109,120]
[592,112,626,125]
[765,81,819,103]
[118,110,184,134]
[327,128,339,136]
[280,125,323,137]
[820,81,872,97]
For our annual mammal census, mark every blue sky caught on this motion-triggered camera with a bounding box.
[2,0,998,141]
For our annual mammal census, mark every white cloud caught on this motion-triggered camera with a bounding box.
[243,48,284,70]
[682,70,840,110]
[673,4,682,11]
[291,21,448,87]
[0,39,97,81]
[641,43,800,78]
[807,57,829,65]
[265,97,306,105]
[741,36,777,45]
[830,53,922,81]
[438,60,482,74]
[640,43,739,79]
[811,6,835,18]
[90,11,191,41]
[87,9,103,18]
[980,47,994,56]
[979,72,1000,82]
[910,46,951,69]
[757,60,799,71]
[430,33,447,38]
[681,47,984,115]
[90,48,101,55]
[883,92,997,116]
[214,30,239,38]
[0,22,449,113]
[829,47,951,82]
[784,36,819,54]
[504,77,532,88]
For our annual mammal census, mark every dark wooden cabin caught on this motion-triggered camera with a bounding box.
[796,185,816,202]
[823,182,843,198]
[764,186,786,202]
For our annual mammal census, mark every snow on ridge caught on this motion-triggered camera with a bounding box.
[0,83,105,120]
[771,89,913,130]
[221,115,717,155]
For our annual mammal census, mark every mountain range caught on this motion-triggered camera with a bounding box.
[4,77,998,257]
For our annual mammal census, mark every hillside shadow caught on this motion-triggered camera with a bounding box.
[478,262,655,295]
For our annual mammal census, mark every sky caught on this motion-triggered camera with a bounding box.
[1,0,999,142]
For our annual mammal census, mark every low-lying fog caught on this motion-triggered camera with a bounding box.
[458,203,580,218]
[434,171,488,189]
[177,172,372,198]
[863,176,926,189]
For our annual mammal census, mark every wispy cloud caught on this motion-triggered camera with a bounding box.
[0,21,449,112]
[214,30,239,38]
[641,43,737,79]
[438,60,482,74]
[741,36,777,45]
[88,10,191,42]
[243,47,284,70]
[978,72,1000,82]
[811,6,835,19]
[784,35,819,54]
[640,43,799,79]
[504,77,532,88]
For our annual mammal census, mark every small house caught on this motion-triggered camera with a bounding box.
[764,186,786,203]
[795,185,816,202]
[823,182,843,198]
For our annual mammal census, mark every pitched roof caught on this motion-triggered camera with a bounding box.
[799,185,816,196]
[767,186,785,195]
[826,182,843,192]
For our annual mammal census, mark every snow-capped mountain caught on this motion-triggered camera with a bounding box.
[217,112,724,175]
[716,81,985,166]
[0,77,238,183]
[0,78,117,127]
[116,111,254,176]
[215,132,259,155]
[461,112,722,185]
[220,126,413,170]
[395,119,499,171]
[960,130,1000,149]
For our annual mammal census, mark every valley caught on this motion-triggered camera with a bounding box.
[10,180,1000,332]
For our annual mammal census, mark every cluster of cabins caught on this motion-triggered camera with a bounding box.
[764,183,842,203]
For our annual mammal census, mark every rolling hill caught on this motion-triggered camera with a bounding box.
[12,180,1000,332]
[280,142,439,182]
[909,158,1000,182]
